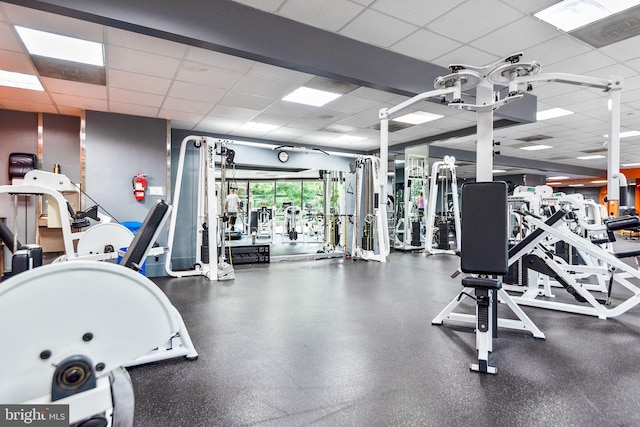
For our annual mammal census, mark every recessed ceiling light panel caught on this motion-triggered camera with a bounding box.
[393,111,443,125]
[282,87,342,107]
[15,26,104,66]
[520,144,552,151]
[535,0,640,32]
[536,108,574,121]
[577,155,605,160]
[0,70,44,91]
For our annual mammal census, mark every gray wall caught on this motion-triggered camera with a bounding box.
[86,111,168,276]
[42,113,80,182]
[0,110,38,270]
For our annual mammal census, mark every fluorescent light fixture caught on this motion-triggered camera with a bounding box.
[15,26,104,66]
[603,131,640,138]
[620,130,640,138]
[622,162,640,167]
[520,144,552,151]
[393,111,444,125]
[239,122,279,132]
[591,180,608,184]
[536,107,574,121]
[492,169,507,173]
[548,175,570,180]
[577,155,605,160]
[334,135,366,143]
[547,182,563,186]
[568,183,585,187]
[0,69,44,91]
[282,87,342,107]
[534,0,640,32]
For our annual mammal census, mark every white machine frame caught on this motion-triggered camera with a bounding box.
[351,155,391,262]
[165,135,234,281]
[0,170,137,262]
[424,155,461,255]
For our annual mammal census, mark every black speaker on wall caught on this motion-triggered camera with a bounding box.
[8,153,37,182]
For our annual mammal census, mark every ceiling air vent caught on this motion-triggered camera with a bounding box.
[31,55,106,86]
[581,148,608,154]
[371,122,413,132]
[516,135,552,142]
[571,5,640,48]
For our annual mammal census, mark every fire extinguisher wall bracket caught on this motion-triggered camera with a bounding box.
[132,173,147,201]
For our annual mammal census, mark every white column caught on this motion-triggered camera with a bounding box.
[475,80,494,182]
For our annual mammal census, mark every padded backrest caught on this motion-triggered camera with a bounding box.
[461,182,508,275]
[119,200,171,271]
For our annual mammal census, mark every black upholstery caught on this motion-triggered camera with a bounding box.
[119,200,171,272]
[461,182,508,275]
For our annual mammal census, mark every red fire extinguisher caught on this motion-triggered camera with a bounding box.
[132,173,147,201]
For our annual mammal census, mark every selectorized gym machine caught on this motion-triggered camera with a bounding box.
[351,155,390,262]
[165,135,235,281]
[424,155,461,255]
[0,170,136,268]
[0,199,197,425]
[380,51,623,373]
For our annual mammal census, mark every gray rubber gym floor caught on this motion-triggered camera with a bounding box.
[129,249,640,426]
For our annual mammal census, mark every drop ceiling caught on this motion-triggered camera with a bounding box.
[0,0,640,180]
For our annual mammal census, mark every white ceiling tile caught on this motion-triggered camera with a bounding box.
[504,0,559,14]
[163,97,214,115]
[229,0,286,13]
[372,0,465,26]
[220,92,277,111]
[544,50,617,74]
[349,87,398,103]
[339,9,417,48]
[350,0,376,6]
[588,63,637,79]
[234,74,300,99]
[107,28,188,58]
[0,85,49,103]
[108,46,181,79]
[208,104,260,121]
[42,77,107,99]
[303,108,351,122]
[262,100,318,117]
[51,93,108,111]
[248,62,313,84]
[170,120,195,130]
[431,45,500,70]
[0,23,24,52]
[158,109,205,124]
[109,101,159,118]
[185,47,255,73]
[110,87,163,107]
[196,116,243,134]
[279,0,364,32]
[599,35,640,62]
[168,81,227,104]
[428,0,524,44]
[3,3,103,42]
[263,126,310,141]
[524,36,592,67]
[470,16,559,57]
[107,69,172,95]
[287,118,329,131]
[0,49,35,73]
[626,57,640,72]
[0,98,58,114]
[175,61,244,88]
[321,94,380,114]
[250,113,295,126]
[391,29,462,63]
